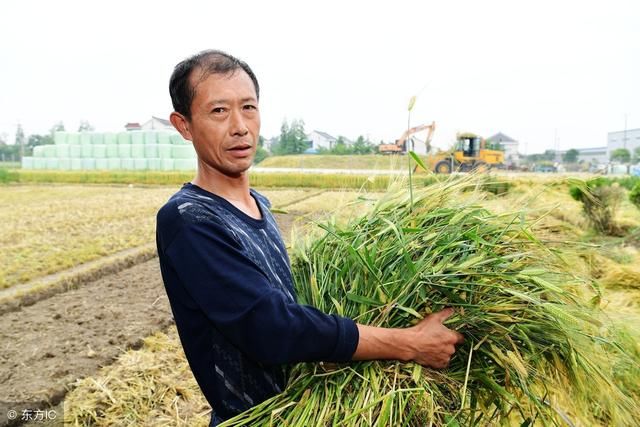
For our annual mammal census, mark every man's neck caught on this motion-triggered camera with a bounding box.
[192,167,261,219]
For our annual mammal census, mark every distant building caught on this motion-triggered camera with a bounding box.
[142,116,173,131]
[608,128,640,160]
[307,130,337,151]
[125,117,174,131]
[557,147,608,165]
[486,132,520,165]
[577,147,608,164]
[406,137,429,155]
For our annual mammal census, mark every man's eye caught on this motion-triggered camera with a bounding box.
[243,104,257,111]
[212,107,226,114]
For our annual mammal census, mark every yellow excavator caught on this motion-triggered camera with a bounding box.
[379,123,504,173]
[424,132,505,174]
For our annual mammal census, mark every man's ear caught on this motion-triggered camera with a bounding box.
[170,112,193,141]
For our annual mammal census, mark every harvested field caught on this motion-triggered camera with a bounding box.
[0,185,174,289]
[0,185,316,291]
[2,178,640,426]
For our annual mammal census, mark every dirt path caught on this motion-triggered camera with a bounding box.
[0,257,172,426]
[0,213,301,427]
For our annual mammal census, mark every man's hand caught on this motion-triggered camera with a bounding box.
[405,307,465,368]
[352,307,464,369]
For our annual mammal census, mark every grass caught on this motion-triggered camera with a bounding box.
[258,154,416,170]
[1,168,528,192]
[0,169,397,189]
[0,161,20,169]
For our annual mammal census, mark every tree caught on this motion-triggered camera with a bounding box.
[50,121,65,135]
[26,134,53,156]
[633,146,640,163]
[525,150,556,164]
[254,147,269,164]
[485,141,504,151]
[610,148,631,163]
[272,119,308,155]
[270,121,288,155]
[78,120,94,132]
[352,135,375,154]
[0,132,20,162]
[254,135,268,163]
[331,136,350,155]
[563,148,579,163]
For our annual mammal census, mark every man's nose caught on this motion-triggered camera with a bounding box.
[229,108,249,136]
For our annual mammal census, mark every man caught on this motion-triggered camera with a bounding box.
[156,49,464,426]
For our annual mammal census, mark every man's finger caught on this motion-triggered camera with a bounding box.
[433,307,455,322]
[453,330,465,344]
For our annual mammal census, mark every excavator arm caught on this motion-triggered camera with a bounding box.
[397,122,436,152]
[379,121,436,154]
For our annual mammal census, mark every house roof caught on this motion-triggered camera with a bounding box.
[310,130,336,140]
[608,128,640,135]
[487,132,517,143]
[125,122,141,129]
[151,116,172,126]
[559,147,608,154]
[577,147,607,154]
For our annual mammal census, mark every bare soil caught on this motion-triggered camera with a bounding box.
[0,212,300,427]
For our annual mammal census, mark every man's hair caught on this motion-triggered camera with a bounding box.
[169,49,260,120]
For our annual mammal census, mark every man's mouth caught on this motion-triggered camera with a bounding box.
[228,144,253,157]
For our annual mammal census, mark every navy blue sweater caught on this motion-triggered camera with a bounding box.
[156,183,359,421]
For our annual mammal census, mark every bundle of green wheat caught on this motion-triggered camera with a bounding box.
[222,176,639,427]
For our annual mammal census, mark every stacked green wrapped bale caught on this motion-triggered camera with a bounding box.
[105,132,119,161]
[20,129,195,170]
[221,177,640,427]
[117,132,132,160]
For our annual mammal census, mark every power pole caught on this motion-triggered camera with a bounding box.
[623,113,627,150]
[19,124,24,160]
[15,122,25,162]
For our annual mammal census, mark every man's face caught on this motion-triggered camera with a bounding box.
[186,69,260,177]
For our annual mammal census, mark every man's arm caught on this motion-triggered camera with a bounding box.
[352,308,464,369]
[158,213,359,365]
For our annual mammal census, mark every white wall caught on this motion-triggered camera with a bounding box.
[576,150,608,164]
[608,128,640,159]
[501,141,519,165]
[308,131,335,150]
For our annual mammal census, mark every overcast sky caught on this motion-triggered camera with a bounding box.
[1,0,638,153]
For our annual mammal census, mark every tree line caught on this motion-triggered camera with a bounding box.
[268,118,376,157]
